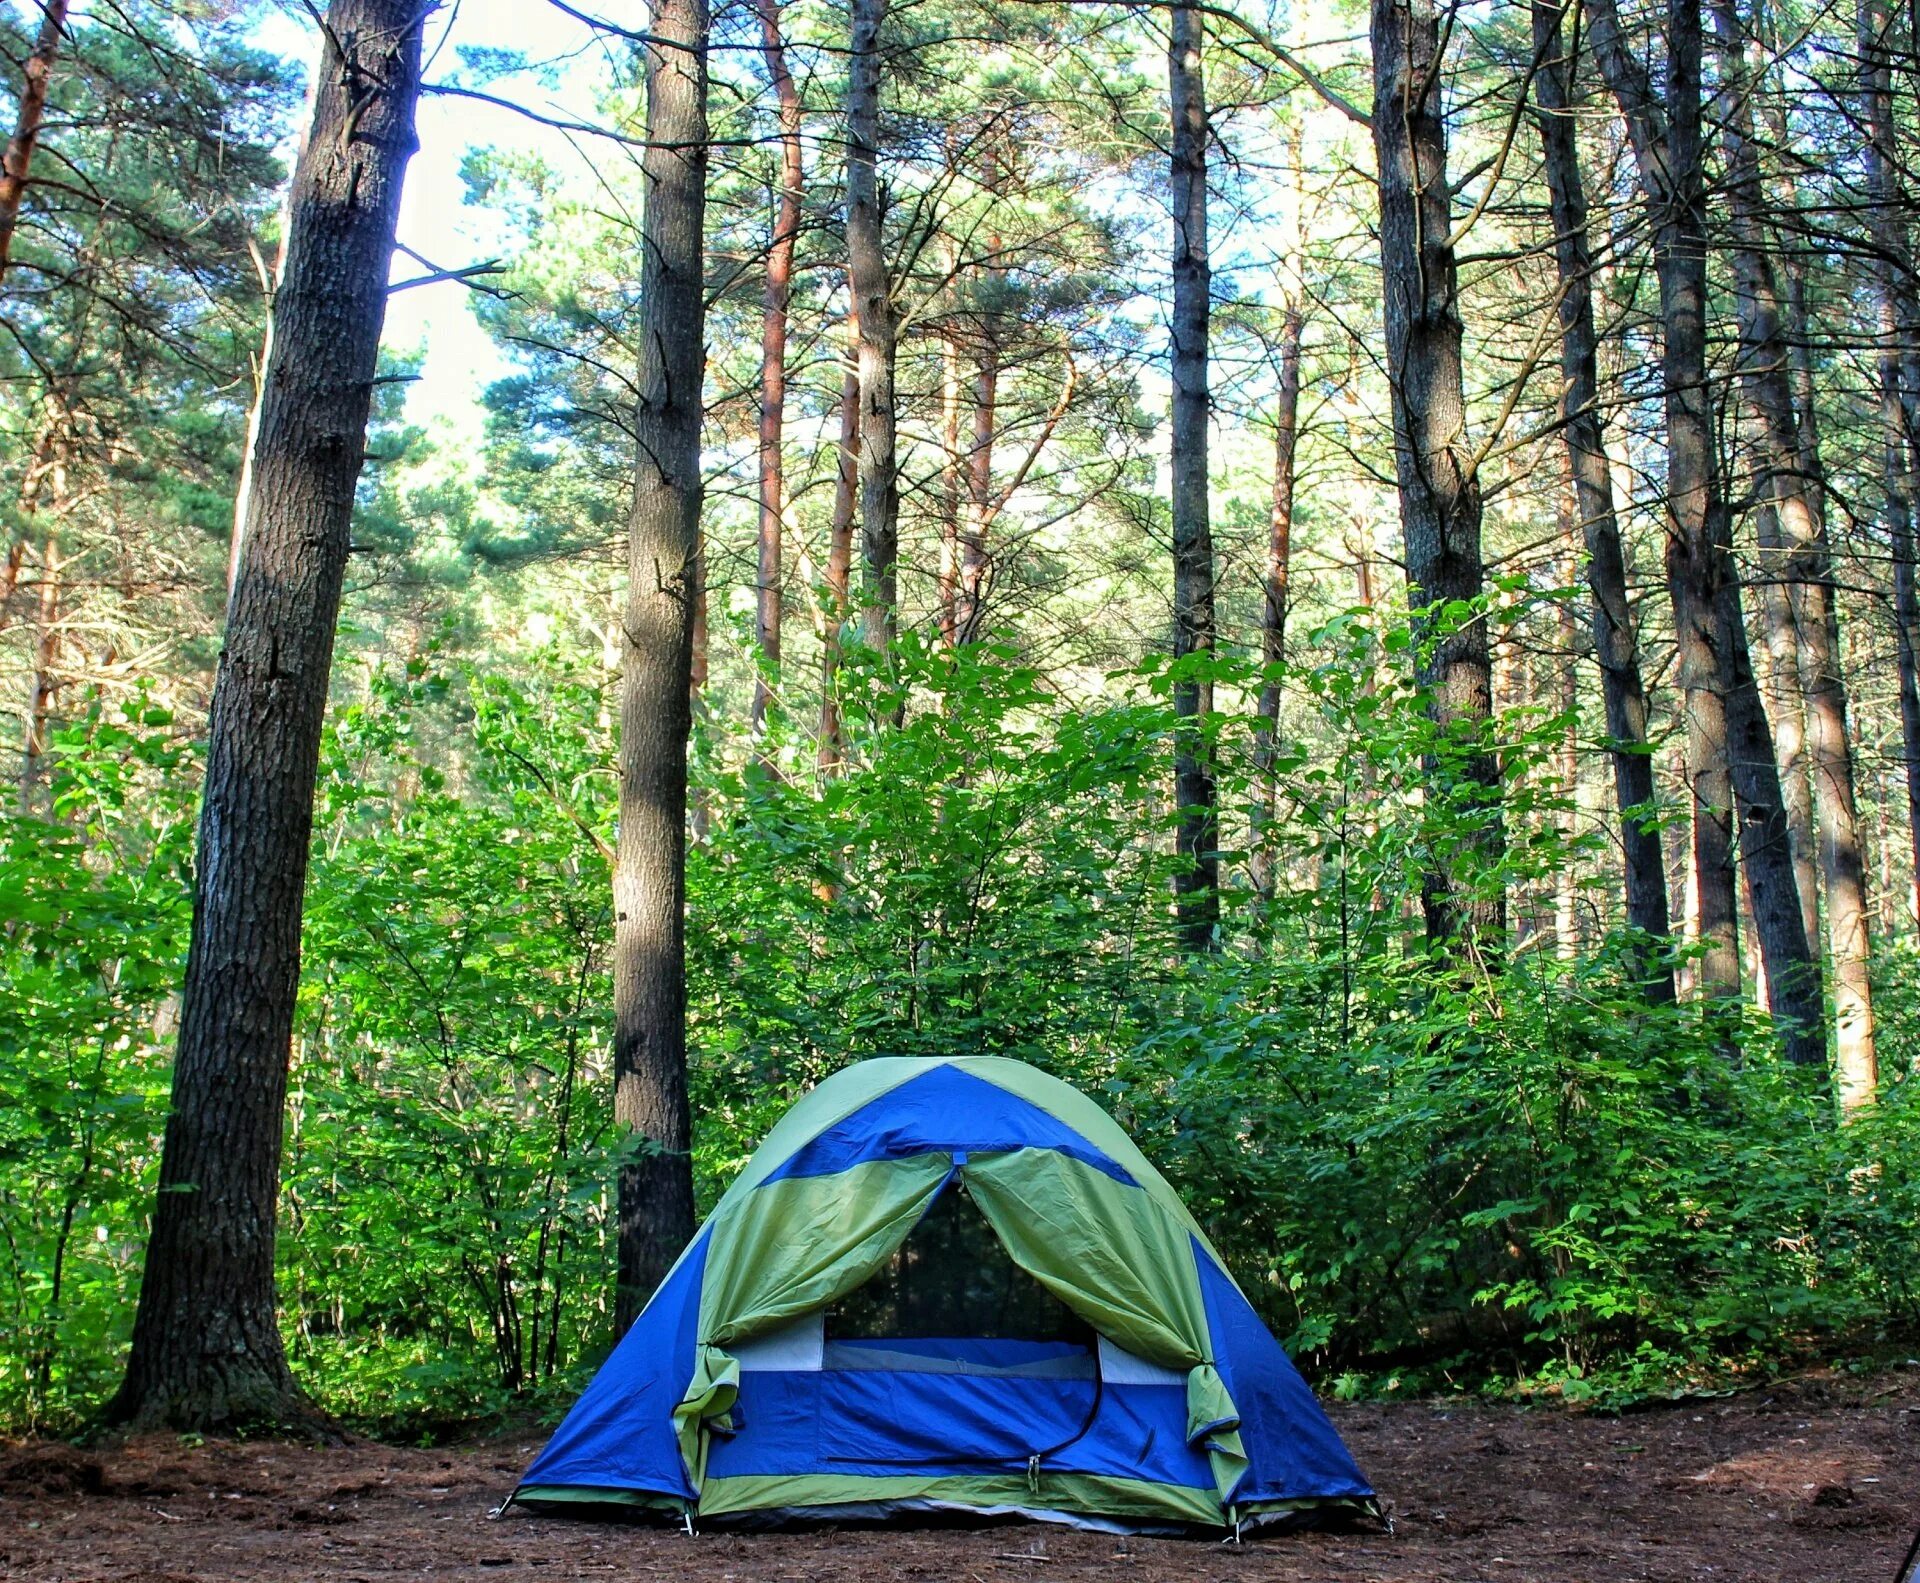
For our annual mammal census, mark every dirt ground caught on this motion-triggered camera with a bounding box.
[1,1370,1916,1583]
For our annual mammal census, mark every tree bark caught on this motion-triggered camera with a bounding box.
[1530,0,1673,991]
[1555,505,1582,959]
[613,0,707,1329]
[751,0,802,733]
[1168,0,1218,952]
[956,152,1005,646]
[0,0,68,285]
[938,326,963,645]
[1587,0,1819,1062]
[1371,0,1504,961]
[1747,491,1821,960]
[819,361,858,773]
[1861,0,1920,931]
[1714,0,1873,1098]
[1250,301,1301,905]
[846,0,898,650]
[956,324,997,643]
[19,530,59,804]
[109,0,426,1432]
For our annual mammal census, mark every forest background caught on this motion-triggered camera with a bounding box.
[1,0,1918,1439]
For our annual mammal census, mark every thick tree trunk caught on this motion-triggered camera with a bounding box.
[1372,0,1504,961]
[1715,0,1873,1098]
[1250,302,1301,904]
[819,362,858,773]
[0,0,68,285]
[751,0,802,733]
[1530,0,1673,991]
[613,0,707,1329]
[846,0,898,649]
[1588,0,1819,1062]
[109,0,426,1432]
[1168,0,1218,952]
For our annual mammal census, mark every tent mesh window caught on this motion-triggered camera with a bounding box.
[827,1182,1092,1344]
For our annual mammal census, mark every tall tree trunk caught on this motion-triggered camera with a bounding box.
[1168,0,1218,952]
[228,110,308,605]
[20,530,59,804]
[1372,0,1504,961]
[938,327,963,645]
[819,362,858,773]
[0,414,61,619]
[1888,342,1920,925]
[1748,491,1821,957]
[1530,0,1673,990]
[846,0,898,649]
[956,149,1005,646]
[956,325,997,643]
[0,0,68,285]
[751,0,802,733]
[1588,0,1819,1062]
[1861,0,1920,926]
[109,0,426,1431]
[1715,0,1874,1099]
[613,0,708,1329]
[1555,506,1582,958]
[1250,301,1301,904]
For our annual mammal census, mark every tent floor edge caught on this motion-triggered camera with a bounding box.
[500,1480,1381,1540]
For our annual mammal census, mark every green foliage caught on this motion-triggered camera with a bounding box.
[0,698,196,1428]
[283,658,624,1435]
[1,623,1914,1435]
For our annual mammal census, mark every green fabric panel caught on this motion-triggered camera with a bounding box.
[961,1150,1210,1370]
[698,1470,1225,1527]
[697,1151,955,1344]
[952,1059,1217,1250]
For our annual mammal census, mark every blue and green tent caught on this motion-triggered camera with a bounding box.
[507,1057,1377,1534]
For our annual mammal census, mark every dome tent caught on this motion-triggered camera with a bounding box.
[504,1056,1377,1535]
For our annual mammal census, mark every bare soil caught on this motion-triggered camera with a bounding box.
[2,1370,1916,1582]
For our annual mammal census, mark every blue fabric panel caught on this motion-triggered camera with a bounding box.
[760,1064,1137,1186]
[517,1232,709,1500]
[1193,1238,1374,1504]
[828,1337,1089,1371]
[707,1369,1212,1490]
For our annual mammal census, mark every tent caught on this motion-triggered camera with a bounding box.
[505,1056,1377,1535]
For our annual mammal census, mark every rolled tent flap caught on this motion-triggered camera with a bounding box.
[1185,1363,1250,1507]
[673,1344,740,1487]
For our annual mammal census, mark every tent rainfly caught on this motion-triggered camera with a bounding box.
[504,1056,1378,1535]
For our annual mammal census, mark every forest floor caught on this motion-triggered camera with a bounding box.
[1,1368,1916,1583]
